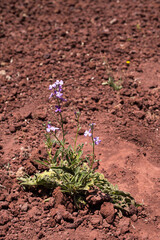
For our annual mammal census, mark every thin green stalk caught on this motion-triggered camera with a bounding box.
[53,132,64,149]
[56,98,65,145]
[74,113,80,151]
[59,111,65,144]
[48,149,52,161]
[91,127,95,169]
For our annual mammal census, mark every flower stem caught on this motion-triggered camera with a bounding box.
[56,98,65,145]
[74,113,80,151]
[59,111,65,144]
[53,133,64,149]
[91,127,95,169]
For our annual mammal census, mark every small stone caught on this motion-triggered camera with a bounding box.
[9,125,16,133]
[0,210,12,225]
[110,18,118,25]
[137,206,143,213]
[119,217,130,234]
[129,204,138,215]
[44,197,55,210]
[0,62,6,66]
[88,61,96,69]
[50,208,57,217]
[62,210,74,222]
[102,219,110,228]
[50,219,56,227]
[53,187,64,207]
[21,202,29,212]
[66,202,74,213]
[86,190,110,206]
[0,70,6,75]
[55,212,62,223]
[16,167,26,178]
[90,215,103,226]
[131,214,138,222]
[86,195,102,206]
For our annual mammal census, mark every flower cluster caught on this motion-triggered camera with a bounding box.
[49,80,63,91]
[49,80,66,112]
[84,123,101,145]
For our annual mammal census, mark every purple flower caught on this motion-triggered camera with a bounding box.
[55,80,63,86]
[48,80,66,101]
[49,80,63,90]
[55,105,61,112]
[46,124,59,132]
[84,129,92,137]
[52,83,57,88]
[61,97,67,102]
[49,92,54,99]
[58,85,63,92]
[93,137,101,145]
[46,124,52,132]
[56,91,63,98]
[49,85,53,90]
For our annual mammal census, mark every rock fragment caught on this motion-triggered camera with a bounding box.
[100,202,115,223]
[119,217,130,234]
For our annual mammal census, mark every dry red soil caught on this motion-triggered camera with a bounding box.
[0,0,160,239]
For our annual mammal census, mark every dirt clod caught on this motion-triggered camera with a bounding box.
[100,202,115,223]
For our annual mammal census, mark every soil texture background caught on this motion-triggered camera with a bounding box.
[0,0,160,239]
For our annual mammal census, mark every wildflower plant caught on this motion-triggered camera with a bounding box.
[102,76,122,91]
[84,123,101,169]
[19,80,138,214]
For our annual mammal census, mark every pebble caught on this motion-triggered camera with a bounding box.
[21,202,29,212]
[0,210,12,225]
[110,18,118,25]
[119,217,130,234]
[131,214,138,222]
[0,70,6,75]
[90,215,103,227]
[9,125,16,133]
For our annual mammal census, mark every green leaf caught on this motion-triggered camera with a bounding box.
[34,159,50,168]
